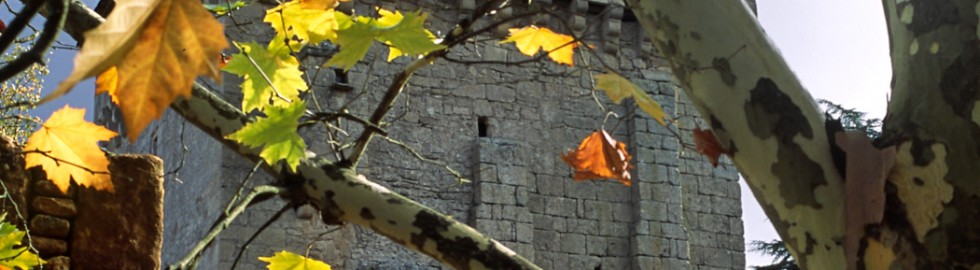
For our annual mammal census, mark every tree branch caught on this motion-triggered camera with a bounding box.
[167,185,286,270]
[51,2,540,269]
[624,1,845,268]
[0,0,66,83]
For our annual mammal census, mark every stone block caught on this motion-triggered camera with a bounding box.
[585,235,607,255]
[30,215,69,237]
[73,154,163,269]
[533,214,566,232]
[536,175,565,196]
[635,256,661,270]
[606,236,630,255]
[639,201,667,222]
[532,230,560,250]
[600,221,629,237]
[486,85,516,102]
[568,219,598,235]
[33,180,71,198]
[31,236,67,257]
[564,180,595,200]
[584,200,613,221]
[31,196,76,218]
[560,233,586,254]
[44,256,70,270]
[544,197,576,217]
[457,84,486,99]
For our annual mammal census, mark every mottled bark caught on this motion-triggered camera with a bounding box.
[624,1,846,268]
[627,0,980,269]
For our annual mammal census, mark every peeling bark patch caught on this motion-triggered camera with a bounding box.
[905,0,960,35]
[410,211,521,270]
[888,142,953,242]
[939,40,980,118]
[360,207,375,220]
[745,78,813,142]
[772,143,825,208]
[712,57,736,86]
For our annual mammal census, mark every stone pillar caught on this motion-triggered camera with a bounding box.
[72,154,165,269]
[629,74,690,269]
[472,138,534,260]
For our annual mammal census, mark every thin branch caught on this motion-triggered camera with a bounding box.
[0,177,42,268]
[167,185,286,270]
[14,149,110,175]
[229,203,290,270]
[0,0,67,83]
[379,135,467,183]
[0,0,48,56]
[301,111,386,136]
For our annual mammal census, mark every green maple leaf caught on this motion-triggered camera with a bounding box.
[326,9,444,69]
[227,101,308,171]
[0,214,44,270]
[224,42,308,112]
[594,72,668,126]
[259,250,331,270]
[375,10,444,60]
[325,12,379,70]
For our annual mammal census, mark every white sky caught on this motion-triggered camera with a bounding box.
[746,0,891,267]
[16,1,893,268]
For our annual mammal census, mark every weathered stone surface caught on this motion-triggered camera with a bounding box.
[32,197,76,218]
[30,215,69,237]
[44,256,70,270]
[73,154,164,269]
[31,236,67,257]
[33,179,72,198]
[0,136,29,223]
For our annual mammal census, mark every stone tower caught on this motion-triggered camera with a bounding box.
[95,0,750,269]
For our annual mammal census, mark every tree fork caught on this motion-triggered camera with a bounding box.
[40,0,541,269]
[624,0,846,268]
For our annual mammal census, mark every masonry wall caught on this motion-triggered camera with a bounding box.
[95,0,748,269]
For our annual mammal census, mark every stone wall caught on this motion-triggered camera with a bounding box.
[94,0,749,269]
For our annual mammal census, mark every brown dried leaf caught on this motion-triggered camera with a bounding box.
[561,130,632,186]
[693,126,725,167]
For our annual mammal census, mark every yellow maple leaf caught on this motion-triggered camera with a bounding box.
[594,72,669,126]
[23,106,117,193]
[259,251,332,270]
[265,0,343,50]
[53,0,228,142]
[501,25,577,65]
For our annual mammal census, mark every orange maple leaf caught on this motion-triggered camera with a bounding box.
[692,125,726,167]
[56,0,228,142]
[561,130,632,186]
[501,25,578,66]
[23,106,117,193]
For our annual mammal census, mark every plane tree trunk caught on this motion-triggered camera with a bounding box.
[625,0,980,269]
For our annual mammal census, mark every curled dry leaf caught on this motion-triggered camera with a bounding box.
[561,130,632,186]
[692,125,726,167]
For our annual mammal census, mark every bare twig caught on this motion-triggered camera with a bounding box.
[0,177,42,269]
[167,185,286,270]
[229,203,291,270]
[0,0,67,83]
[378,135,467,184]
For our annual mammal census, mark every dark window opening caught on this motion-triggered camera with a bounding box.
[331,68,353,91]
[334,69,349,84]
[478,117,489,137]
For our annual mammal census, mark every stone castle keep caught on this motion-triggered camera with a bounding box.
[94,0,749,269]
